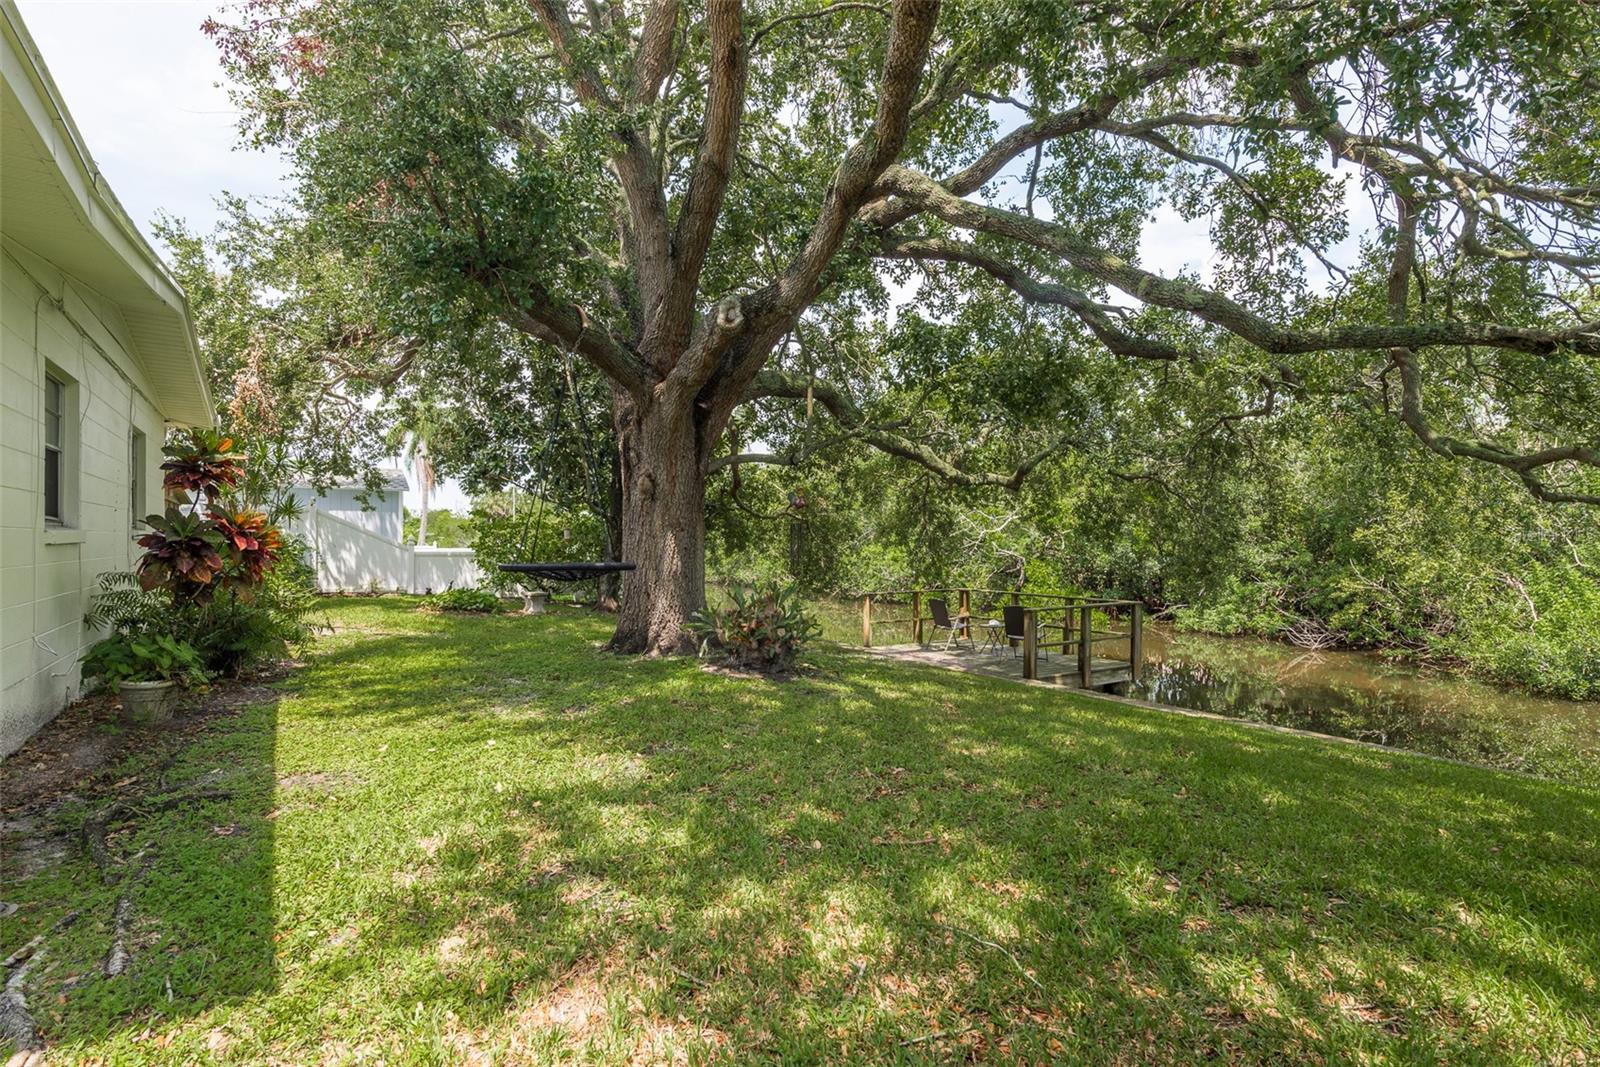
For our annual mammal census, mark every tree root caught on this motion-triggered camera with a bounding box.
[0,911,80,1052]
[77,787,233,987]
[102,894,135,978]
[81,788,234,884]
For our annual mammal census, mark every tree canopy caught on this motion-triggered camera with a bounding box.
[204,0,1600,651]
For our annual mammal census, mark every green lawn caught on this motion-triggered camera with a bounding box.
[5,597,1598,1064]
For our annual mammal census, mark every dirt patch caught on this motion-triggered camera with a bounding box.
[519,958,612,1041]
[277,770,364,792]
[1,692,131,810]
[0,668,291,884]
[697,661,819,683]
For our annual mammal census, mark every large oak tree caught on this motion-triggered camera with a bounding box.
[210,0,1600,652]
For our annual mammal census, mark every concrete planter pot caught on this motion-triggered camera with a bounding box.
[118,680,179,724]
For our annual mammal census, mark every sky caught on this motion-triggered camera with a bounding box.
[15,0,471,513]
[16,1,1370,520]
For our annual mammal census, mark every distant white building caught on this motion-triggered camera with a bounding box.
[289,469,481,594]
[0,1,214,754]
[289,469,408,544]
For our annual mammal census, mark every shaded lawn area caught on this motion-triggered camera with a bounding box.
[4,597,1597,1064]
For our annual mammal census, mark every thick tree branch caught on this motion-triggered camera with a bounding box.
[631,0,679,104]
[652,0,747,357]
[529,0,672,350]
[1385,192,1600,505]
[1392,349,1600,505]
[875,165,1600,357]
[702,0,941,415]
[527,0,613,106]
[877,233,1191,360]
[861,54,1205,233]
[502,301,652,400]
[747,367,1066,490]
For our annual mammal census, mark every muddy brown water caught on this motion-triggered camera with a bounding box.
[1130,623,1599,786]
[814,599,1598,786]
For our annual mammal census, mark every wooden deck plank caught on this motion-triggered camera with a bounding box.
[862,643,1133,689]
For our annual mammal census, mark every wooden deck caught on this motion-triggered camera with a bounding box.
[862,642,1136,690]
[854,588,1145,690]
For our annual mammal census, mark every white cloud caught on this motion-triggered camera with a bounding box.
[16,0,288,235]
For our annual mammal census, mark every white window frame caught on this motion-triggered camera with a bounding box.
[130,428,147,526]
[43,371,67,526]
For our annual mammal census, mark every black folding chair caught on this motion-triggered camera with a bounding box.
[1002,604,1059,659]
[928,598,974,651]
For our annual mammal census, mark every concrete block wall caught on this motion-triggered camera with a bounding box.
[1,243,168,755]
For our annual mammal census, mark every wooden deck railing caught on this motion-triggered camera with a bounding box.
[856,588,1144,687]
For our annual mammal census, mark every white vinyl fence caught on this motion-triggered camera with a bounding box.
[297,508,483,593]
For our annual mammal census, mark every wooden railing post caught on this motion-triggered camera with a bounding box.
[1130,602,1144,683]
[958,589,971,639]
[1022,608,1038,680]
[862,595,874,648]
[912,590,923,645]
[1078,605,1093,687]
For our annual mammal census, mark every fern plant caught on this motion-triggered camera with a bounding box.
[85,571,170,634]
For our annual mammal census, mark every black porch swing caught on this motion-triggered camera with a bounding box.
[498,342,634,586]
[499,560,634,583]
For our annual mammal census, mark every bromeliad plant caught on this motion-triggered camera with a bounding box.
[688,581,820,674]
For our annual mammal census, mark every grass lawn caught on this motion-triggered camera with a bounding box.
[3,596,1598,1064]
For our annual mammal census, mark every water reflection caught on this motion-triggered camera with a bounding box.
[1133,624,1600,786]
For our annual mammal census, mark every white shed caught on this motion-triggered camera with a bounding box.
[288,469,408,544]
[288,469,483,594]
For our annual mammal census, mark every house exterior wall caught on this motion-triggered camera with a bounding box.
[1,243,169,754]
[288,485,403,543]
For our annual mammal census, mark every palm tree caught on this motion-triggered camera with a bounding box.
[389,396,443,547]
[409,434,435,546]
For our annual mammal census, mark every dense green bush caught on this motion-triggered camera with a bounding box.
[689,582,820,673]
[424,587,503,613]
[81,631,209,689]
[87,548,322,679]
[1456,564,1600,700]
[1174,576,1285,638]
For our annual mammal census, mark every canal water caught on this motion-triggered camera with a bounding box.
[1131,623,1599,786]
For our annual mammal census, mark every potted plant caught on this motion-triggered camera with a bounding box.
[80,631,210,724]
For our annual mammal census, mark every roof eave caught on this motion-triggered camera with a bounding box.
[0,0,214,427]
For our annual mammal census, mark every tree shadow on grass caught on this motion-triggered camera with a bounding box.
[275,602,1599,1062]
[0,688,279,1058]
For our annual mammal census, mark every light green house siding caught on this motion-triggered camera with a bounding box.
[0,245,171,752]
[0,0,211,753]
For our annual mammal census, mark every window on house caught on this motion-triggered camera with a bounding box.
[44,374,65,524]
[130,429,146,524]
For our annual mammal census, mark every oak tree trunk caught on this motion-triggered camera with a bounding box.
[594,448,624,613]
[609,392,709,654]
